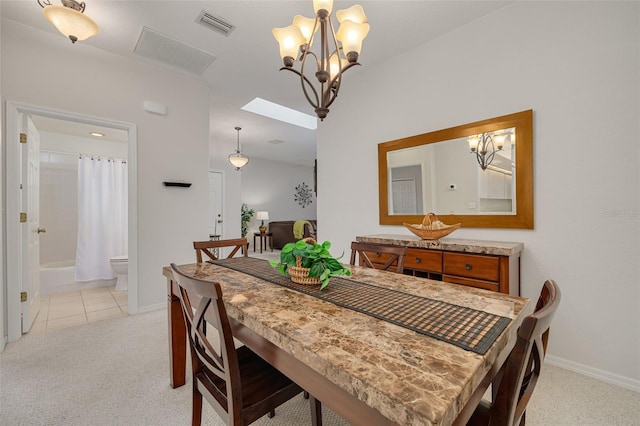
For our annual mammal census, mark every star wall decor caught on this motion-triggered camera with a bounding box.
[294,182,313,208]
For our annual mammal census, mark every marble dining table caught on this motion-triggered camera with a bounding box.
[163,258,531,426]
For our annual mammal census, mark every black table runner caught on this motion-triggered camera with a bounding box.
[212,257,511,355]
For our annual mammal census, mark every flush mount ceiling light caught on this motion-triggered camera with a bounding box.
[228,127,249,171]
[89,132,104,137]
[37,0,99,44]
[273,0,370,121]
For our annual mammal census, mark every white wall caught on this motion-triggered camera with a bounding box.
[241,157,316,234]
[318,2,639,389]
[0,2,5,352]
[2,20,210,312]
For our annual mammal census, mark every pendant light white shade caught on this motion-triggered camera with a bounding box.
[228,153,249,170]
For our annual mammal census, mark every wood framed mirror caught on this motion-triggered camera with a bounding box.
[378,110,533,228]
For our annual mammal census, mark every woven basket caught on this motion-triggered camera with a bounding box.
[288,256,321,285]
[403,213,461,240]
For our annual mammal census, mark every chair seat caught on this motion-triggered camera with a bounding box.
[197,346,302,424]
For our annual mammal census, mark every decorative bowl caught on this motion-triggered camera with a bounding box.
[403,213,461,240]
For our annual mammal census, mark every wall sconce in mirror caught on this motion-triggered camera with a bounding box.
[468,128,514,170]
[37,0,99,44]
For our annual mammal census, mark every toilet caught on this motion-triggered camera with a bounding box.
[109,255,128,291]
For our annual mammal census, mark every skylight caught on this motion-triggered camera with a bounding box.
[241,98,317,130]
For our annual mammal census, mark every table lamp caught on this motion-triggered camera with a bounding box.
[257,211,269,233]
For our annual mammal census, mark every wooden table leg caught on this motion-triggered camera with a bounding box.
[167,278,187,388]
[310,395,323,426]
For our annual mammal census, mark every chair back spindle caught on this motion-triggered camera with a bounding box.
[350,241,407,274]
[194,238,248,263]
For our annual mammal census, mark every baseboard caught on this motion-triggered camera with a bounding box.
[545,355,640,393]
[134,302,166,315]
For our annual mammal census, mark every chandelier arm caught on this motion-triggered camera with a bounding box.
[321,18,342,110]
[37,0,51,7]
[279,67,320,109]
[299,48,321,107]
[325,62,361,109]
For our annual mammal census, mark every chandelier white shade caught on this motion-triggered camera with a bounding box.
[228,127,249,171]
[273,0,370,121]
[38,0,98,44]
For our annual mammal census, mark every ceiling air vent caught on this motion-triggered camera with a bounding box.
[133,27,216,75]
[195,10,236,37]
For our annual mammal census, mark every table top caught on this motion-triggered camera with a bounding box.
[164,261,530,426]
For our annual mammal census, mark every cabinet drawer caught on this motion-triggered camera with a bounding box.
[404,249,442,273]
[443,252,499,282]
[443,275,500,292]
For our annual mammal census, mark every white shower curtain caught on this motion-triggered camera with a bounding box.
[75,156,128,282]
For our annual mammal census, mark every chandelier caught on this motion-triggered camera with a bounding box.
[228,127,249,171]
[37,0,99,44]
[467,132,507,170]
[272,0,370,121]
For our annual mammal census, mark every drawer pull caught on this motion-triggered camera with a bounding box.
[375,252,381,257]
[415,257,421,263]
[465,264,472,270]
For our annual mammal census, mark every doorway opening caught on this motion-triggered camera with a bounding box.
[4,101,138,343]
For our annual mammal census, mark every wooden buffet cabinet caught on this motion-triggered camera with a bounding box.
[355,235,523,296]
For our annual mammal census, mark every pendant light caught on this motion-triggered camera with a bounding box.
[228,127,249,171]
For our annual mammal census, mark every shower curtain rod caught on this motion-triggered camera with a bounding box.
[40,149,127,163]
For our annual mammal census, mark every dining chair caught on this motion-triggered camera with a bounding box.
[170,263,322,426]
[467,279,561,426]
[349,241,407,273]
[193,238,248,263]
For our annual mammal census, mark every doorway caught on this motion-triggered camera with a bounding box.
[4,101,138,343]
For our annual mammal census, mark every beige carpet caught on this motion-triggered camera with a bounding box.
[1,309,638,425]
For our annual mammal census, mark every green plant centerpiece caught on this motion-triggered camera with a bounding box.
[269,238,351,290]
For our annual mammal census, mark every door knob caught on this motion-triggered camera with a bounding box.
[37,228,47,234]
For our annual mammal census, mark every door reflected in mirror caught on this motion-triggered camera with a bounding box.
[378,110,533,229]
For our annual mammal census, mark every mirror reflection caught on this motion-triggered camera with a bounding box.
[387,127,516,215]
[378,110,533,229]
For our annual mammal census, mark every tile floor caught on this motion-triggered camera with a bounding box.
[31,286,128,333]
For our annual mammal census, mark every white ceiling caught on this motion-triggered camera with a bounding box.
[2,0,513,166]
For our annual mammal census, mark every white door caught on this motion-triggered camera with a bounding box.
[209,171,223,237]
[21,115,42,333]
[391,179,418,214]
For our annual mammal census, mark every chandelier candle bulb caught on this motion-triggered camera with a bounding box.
[293,15,317,43]
[313,0,334,15]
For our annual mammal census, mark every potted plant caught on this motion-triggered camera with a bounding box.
[240,203,255,238]
[269,238,351,290]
